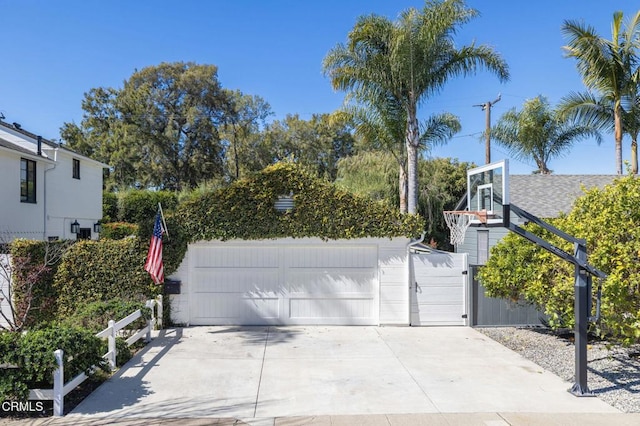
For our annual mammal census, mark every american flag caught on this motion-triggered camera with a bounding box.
[144,212,164,284]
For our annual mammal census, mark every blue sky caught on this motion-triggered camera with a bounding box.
[1,1,638,175]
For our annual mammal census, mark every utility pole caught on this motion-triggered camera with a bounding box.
[474,94,501,164]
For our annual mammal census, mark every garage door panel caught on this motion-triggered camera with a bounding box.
[191,246,278,268]
[289,298,374,320]
[287,269,376,294]
[192,268,280,293]
[287,246,377,268]
[192,294,280,321]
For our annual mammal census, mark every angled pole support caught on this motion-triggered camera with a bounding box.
[504,204,604,397]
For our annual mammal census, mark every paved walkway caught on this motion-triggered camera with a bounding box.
[46,326,640,424]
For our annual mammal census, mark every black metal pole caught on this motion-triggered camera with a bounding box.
[569,240,593,396]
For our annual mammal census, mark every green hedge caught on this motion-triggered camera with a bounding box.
[62,300,150,333]
[9,240,67,328]
[101,222,139,240]
[0,326,106,402]
[53,239,159,317]
[177,162,423,241]
[117,190,178,224]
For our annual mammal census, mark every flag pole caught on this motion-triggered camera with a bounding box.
[158,202,169,239]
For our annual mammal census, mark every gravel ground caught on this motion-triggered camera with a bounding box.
[477,327,640,413]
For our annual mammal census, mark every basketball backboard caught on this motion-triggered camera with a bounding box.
[467,159,509,225]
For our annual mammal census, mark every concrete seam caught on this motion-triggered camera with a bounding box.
[375,328,439,411]
[253,326,270,418]
[496,412,512,425]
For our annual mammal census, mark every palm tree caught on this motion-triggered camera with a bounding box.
[561,11,640,175]
[323,0,509,214]
[492,96,602,174]
[344,97,460,213]
[559,87,640,173]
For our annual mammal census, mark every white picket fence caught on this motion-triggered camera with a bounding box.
[28,295,163,416]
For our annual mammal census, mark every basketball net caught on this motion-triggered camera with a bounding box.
[443,211,487,245]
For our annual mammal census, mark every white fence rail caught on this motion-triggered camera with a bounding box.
[28,295,163,416]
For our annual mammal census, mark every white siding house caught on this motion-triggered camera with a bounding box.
[0,121,107,242]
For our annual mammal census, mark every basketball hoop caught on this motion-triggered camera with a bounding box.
[443,210,488,245]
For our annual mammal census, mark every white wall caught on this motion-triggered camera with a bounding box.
[0,148,47,240]
[44,148,104,240]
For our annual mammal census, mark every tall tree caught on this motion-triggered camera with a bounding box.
[344,97,460,213]
[562,11,640,175]
[260,113,355,180]
[492,96,602,174]
[62,62,232,190]
[323,0,509,213]
[559,90,640,174]
[221,90,272,180]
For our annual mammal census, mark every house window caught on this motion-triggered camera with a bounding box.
[477,230,489,265]
[20,158,36,203]
[73,158,80,179]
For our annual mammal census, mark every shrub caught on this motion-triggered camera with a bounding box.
[0,331,26,402]
[117,190,178,224]
[479,174,640,344]
[54,239,159,317]
[63,300,150,333]
[9,240,70,329]
[101,222,139,240]
[102,191,118,223]
[0,326,106,402]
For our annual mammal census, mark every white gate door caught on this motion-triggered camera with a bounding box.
[410,252,468,326]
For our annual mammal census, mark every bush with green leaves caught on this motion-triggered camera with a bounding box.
[62,300,150,333]
[117,189,178,224]
[177,162,423,241]
[0,326,106,402]
[101,222,139,240]
[479,174,640,344]
[54,239,159,317]
[8,240,70,329]
[102,191,118,223]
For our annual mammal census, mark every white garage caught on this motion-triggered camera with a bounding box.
[169,238,411,326]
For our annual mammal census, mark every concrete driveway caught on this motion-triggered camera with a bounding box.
[67,326,620,422]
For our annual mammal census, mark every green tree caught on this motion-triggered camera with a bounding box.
[559,84,640,174]
[337,154,470,247]
[491,96,602,174]
[221,90,273,180]
[336,151,398,205]
[260,113,355,180]
[323,0,509,214]
[62,62,232,190]
[561,11,640,175]
[417,158,470,247]
[344,97,460,213]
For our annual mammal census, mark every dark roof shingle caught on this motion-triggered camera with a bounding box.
[510,175,618,218]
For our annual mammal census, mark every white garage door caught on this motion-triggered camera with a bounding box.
[188,241,379,325]
[410,252,468,326]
